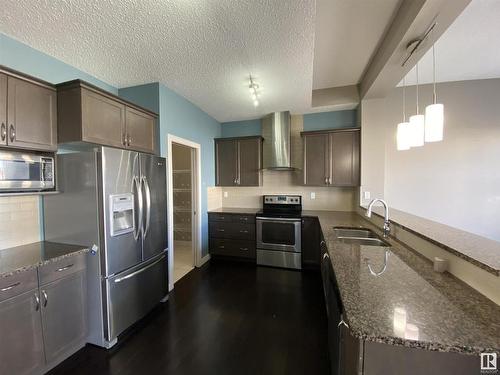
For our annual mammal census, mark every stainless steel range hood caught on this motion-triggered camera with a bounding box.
[262,111,293,170]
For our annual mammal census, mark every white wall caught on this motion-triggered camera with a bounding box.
[361,78,500,241]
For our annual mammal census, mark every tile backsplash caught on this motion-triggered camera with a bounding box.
[0,196,41,250]
[219,170,356,211]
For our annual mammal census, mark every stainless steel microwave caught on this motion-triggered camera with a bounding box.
[0,151,55,192]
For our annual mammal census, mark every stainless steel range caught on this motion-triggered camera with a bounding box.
[256,195,302,270]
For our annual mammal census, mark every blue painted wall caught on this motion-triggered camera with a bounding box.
[303,110,358,131]
[219,109,359,137]
[221,119,261,137]
[0,33,117,93]
[120,84,221,257]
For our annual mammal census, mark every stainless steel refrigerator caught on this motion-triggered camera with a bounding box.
[43,146,168,348]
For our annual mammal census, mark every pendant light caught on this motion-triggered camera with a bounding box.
[425,44,444,142]
[397,77,411,151]
[409,63,425,147]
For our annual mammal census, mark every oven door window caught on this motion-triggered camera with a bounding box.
[261,221,296,246]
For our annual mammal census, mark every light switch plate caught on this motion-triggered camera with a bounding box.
[223,191,228,198]
[364,191,371,200]
[310,192,316,200]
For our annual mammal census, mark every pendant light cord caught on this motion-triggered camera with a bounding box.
[432,44,437,104]
[416,63,420,114]
[402,77,406,122]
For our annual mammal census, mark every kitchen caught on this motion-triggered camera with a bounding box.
[0,0,499,374]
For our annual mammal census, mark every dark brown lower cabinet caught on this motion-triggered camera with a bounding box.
[301,216,321,269]
[0,254,87,375]
[209,213,256,261]
[320,227,480,375]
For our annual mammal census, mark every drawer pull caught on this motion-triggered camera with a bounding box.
[240,247,248,251]
[239,230,249,233]
[1,281,21,292]
[55,264,74,272]
[219,245,225,249]
[240,217,248,221]
[220,216,225,220]
[217,229,225,232]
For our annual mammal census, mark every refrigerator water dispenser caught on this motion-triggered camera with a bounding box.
[110,193,135,237]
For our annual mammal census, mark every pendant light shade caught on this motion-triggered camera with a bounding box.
[409,114,425,147]
[397,121,411,150]
[397,76,411,151]
[425,103,444,142]
[425,44,444,142]
[409,63,424,147]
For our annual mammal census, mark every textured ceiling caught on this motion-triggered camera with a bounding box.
[312,0,400,90]
[402,0,500,86]
[1,0,315,122]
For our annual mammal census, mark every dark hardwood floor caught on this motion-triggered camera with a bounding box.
[49,261,329,375]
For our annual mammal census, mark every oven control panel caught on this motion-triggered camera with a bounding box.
[263,195,301,205]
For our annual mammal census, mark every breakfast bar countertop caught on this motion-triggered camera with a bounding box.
[302,210,500,355]
[0,241,89,278]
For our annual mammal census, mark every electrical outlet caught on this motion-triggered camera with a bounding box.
[364,191,371,200]
[223,191,228,198]
[310,192,316,200]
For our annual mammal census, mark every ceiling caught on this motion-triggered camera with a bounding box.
[1,0,401,122]
[312,0,400,90]
[402,0,500,86]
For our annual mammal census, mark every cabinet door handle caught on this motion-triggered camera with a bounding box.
[9,124,15,142]
[240,217,248,221]
[34,293,40,311]
[240,247,248,251]
[327,177,331,185]
[122,133,127,146]
[127,134,132,146]
[219,245,225,249]
[217,229,225,232]
[322,252,329,260]
[55,264,74,272]
[0,123,6,141]
[324,176,328,185]
[239,230,249,233]
[1,281,20,292]
[41,290,48,307]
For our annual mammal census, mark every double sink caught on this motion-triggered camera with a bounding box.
[333,227,390,247]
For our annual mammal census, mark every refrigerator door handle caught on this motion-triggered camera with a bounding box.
[133,176,143,240]
[142,176,152,238]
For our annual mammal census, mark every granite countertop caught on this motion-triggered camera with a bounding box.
[0,241,89,278]
[364,205,500,276]
[302,210,500,354]
[208,207,261,214]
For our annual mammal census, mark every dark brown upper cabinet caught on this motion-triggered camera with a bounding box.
[57,80,157,154]
[0,68,57,151]
[302,128,360,187]
[215,136,263,186]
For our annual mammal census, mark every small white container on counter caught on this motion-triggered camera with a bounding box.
[433,257,448,273]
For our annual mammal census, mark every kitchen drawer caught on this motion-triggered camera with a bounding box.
[38,253,86,286]
[209,238,256,259]
[209,222,255,240]
[208,213,256,223]
[233,214,255,224]
[208,213,233,222]
[0,269,38,302]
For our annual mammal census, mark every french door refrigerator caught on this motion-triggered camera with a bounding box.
[43,146,168,348]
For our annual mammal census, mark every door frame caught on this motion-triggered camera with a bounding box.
[167,134,202,291]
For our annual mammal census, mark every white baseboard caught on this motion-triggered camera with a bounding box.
[197,254,211,267]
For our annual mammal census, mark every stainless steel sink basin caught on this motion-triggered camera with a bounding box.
[333,227,378,238]
[333,227,390,247]
[336,237,390,247]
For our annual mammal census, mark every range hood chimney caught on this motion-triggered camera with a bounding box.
[262,111,293,170]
